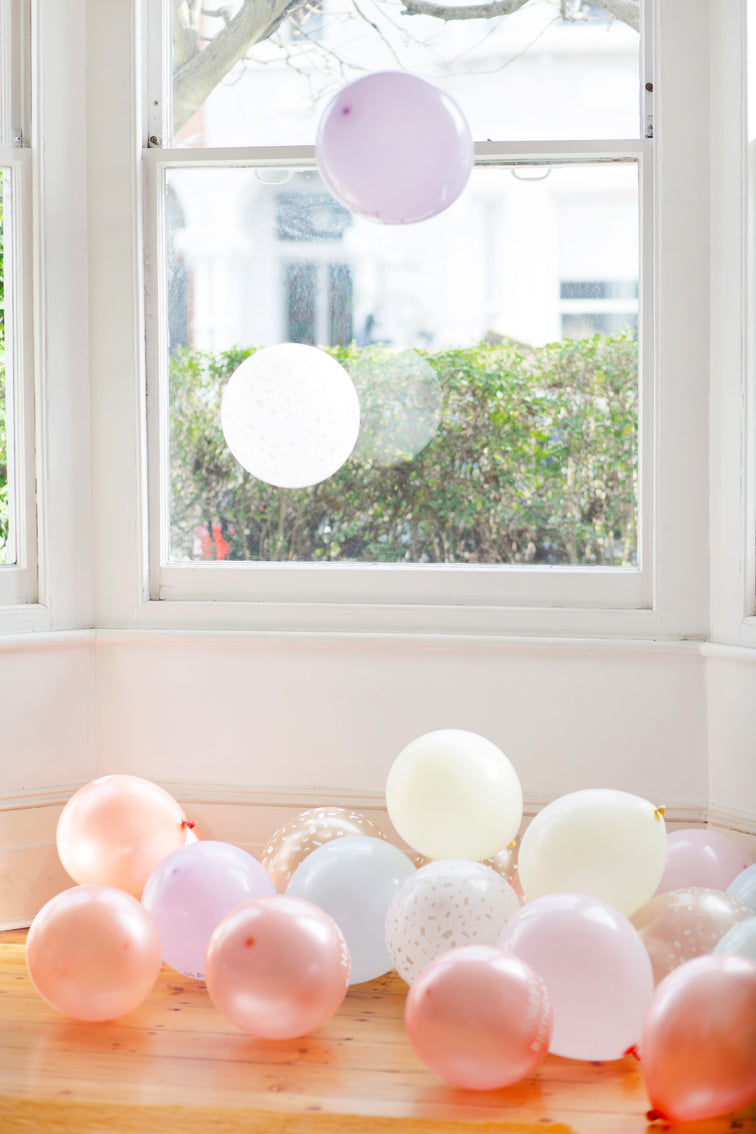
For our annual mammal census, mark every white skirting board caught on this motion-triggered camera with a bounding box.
[0,785,741,931]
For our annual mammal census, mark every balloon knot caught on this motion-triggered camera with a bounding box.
[654,805,666,819]
[181,819,196,830]
[624,1045,640,1061]
[646,1109,667,1123]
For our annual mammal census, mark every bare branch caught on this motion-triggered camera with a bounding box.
[398,0,530,22]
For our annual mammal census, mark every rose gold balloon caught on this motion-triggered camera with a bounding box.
[205,895,350,1039]
[261,806,388,891]
[405,945,552,1089]
[56,775,189,898]
[631,887,753,984]
[26,885,163,1021]
[641,953,756,1123]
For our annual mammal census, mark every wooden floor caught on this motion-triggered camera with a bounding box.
[0,929,754,1134]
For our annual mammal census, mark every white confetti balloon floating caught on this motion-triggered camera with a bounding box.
[385,859,521,985]
[347,348,442,467]
[220,343,360,489]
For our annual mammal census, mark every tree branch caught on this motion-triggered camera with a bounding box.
[398,0,639,31]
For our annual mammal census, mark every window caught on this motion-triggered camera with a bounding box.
[145,0,656,627]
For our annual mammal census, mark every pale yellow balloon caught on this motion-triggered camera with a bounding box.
[518,789,667,917]
[385,729,523,862]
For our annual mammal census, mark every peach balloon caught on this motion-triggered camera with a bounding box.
[405,946,552,1089]
[641,953,756,1123]
[26,885,163,1021]
[630,887,753,984]
[205,895,350,1039]
[261,806,389,891]
[56,775,189,897]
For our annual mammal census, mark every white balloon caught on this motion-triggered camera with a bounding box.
[518,789,667,917]
[714,915,756,963]
[347,348,442,467]
[220,343,360,488]
[385,859,521,985]
[385,729,523,862]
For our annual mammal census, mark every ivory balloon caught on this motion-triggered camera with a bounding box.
[655,828,753,894]
[205,895,350,1039]
[640,954,756,1123]
[405,946,552,1089]
[498,892,654,1061]
[385,729,523,862]
[141,840,276,979]
[385,859,520,985]
[630,887,753,985]
[286,835,416,984]
[261,806,389,892]
[316,72,473,225]
[26,885,162,1021]
[518,789,667,916]
[56,775,189,898]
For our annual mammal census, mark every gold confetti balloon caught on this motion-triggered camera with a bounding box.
[261,807,389,892]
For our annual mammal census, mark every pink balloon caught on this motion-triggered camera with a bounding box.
[498,892,653,1061]
[57,774,189,898]
[630,887,753,984]
[141,840,276,979]
[640,954,756,1123]
[26,885,162,1021]
[205,895,350,1039]
[405,946,552,1089]
[316,72,473,225]
[655,828,753,894]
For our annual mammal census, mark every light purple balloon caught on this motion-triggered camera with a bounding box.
[315,71,474,225]
[141,840,275,979]
[498,892,654,1061]
[655,828,753,895]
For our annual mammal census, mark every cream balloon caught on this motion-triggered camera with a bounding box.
[385,729,523,862]
[220,343,360,489]
[518,789,667,917]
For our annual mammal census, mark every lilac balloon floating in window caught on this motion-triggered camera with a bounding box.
[315,72,474,225]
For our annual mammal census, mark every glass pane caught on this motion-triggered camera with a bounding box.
[170,0,640,147]
[0,168,13,565]
[164,161,639,567]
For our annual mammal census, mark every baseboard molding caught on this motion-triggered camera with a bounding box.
[0,785,746,930]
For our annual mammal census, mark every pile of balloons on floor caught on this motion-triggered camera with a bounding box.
[25,728,756,1125]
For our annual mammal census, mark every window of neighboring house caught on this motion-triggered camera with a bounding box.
[146,0,651,618]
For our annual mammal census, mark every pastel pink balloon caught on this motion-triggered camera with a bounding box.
[26,885,163,1021]
[57,774,189,898]
[316,72,473,225]
[498,892,653,1061]
[655,828,753,894]
[640,954,756,1123]
[630,887,753,984]
[141,840,276,980]
[205,895,350,1039]
[405,946,552,1089]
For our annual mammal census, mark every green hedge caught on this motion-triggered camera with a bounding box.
[168,334,638,566]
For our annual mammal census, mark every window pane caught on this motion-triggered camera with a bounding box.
[163,161,639,567]
[0,169,13,566]
[170,0,640,147]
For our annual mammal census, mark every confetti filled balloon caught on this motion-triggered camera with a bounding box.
[261,806,389,892]
[220,343,360,488]
[26,885,162,1021]
[316,72,474,225]
[518,789,667,917]
[385,859,520,985]
[630,887,753,984]
[141,840,276,979]
[654,828,753,894]
[640,954,756,1123]
[56,775,189,898]
[286,835,416,984]
[347,347,443,467]
[386,729,523,862]
[405,946,552,1089]
[499,892,654,1061]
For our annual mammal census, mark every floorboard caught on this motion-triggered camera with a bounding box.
[0,930,754,1134]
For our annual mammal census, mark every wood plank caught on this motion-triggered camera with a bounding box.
[0,932,754,1134]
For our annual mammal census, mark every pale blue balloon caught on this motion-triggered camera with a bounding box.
[713,915,756,962]
[286,835,416,985]
[727,861,756,912]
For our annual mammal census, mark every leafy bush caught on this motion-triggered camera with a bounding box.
[168,334,637,566]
